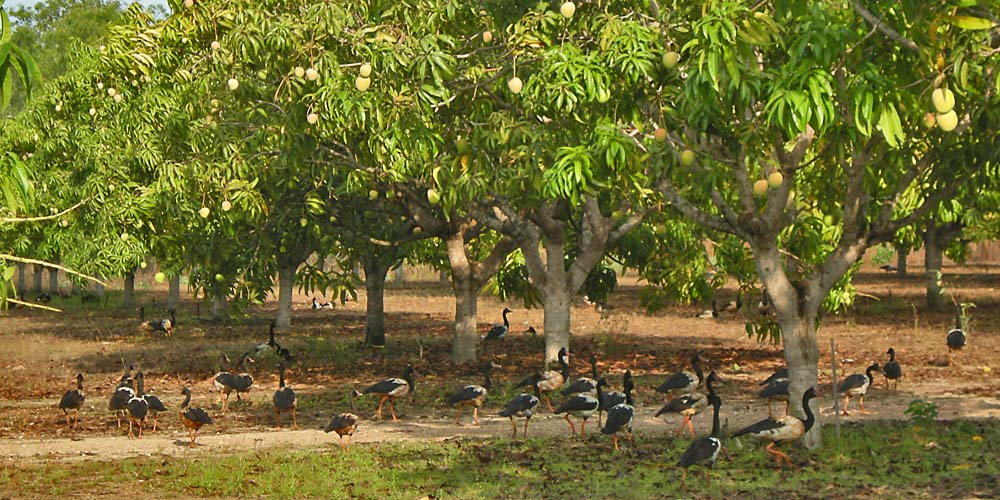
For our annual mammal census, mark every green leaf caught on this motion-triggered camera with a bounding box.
[1,62,10,111]
[0,9,11,46]
[9,45,41,98]
[876,104,904,148]
[944,15,996,30]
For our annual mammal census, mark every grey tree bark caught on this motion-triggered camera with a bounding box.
[452,279,479,362]
[276,264,296,329]
[32,264,43,292]
[894,243,908,275]
[210,292,228,321]
[363,258,390,347]
[924,226,945,311]
[168,275,181,310]
[923,221,962,311]
[48,267,59,294]
[16,262,26,293]
[123,270,136,308]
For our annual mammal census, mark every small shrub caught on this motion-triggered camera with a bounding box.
[904,399,939,426]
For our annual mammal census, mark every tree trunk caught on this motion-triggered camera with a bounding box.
[439,270,449,287]
[363,260,390,347]
[95,274,105,297]
[16,262,26,293]
[779,314,822,449]
[48,267,59,294]
[452,277,479,363]
[32,264,43,293]
[276,264,296,329]
[168,275,181,310]
[894,243,908,276]
[210,292,228,321]
[542,284,572,364]
[393,266,405,284]
[924,227,945,311]
[123,271,136,308]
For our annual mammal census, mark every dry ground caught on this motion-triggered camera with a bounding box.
[1,264,999,463]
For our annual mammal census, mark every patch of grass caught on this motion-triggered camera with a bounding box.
[2,420,998,499]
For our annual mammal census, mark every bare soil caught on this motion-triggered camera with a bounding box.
[2,264,999,463]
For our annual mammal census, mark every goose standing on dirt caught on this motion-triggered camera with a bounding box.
[126,372,148,438]
[143,389,168,432]
[354,365,416,421]
[514,347,570,412]
[601,375,635,451]
[677,393,723,484]
[325,411,361,450]
[657,371,718,436]
[58,373,85,428]
[256,320,281,353]
[484,307,512,341]
[757,290,774,316]
[272,363,297,429]
[732,387,817,467]
[758,378,789,417]
[109,364,136,428]
[179,387,213,448]
[946,309,967,364]
[598,371,631,427]
[311,297,334,309]
[499,379,541,439]
[759,367,788,387]
[722,295,742,313]
[214,354,255,415]
[139,308,175,335]
[560,354,600,398]
[554,388,600,437]
[656,354,704,400]
[447,362,496,426]
[883,348,902,390]
[696,300,719,319]
[248,320,292,363]
[838,363,881,415]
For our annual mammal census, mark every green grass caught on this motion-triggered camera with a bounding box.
[2,420,998,499]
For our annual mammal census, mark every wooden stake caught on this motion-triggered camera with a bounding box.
[831,337,841,439]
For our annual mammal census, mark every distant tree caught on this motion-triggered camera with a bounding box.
[5,0,122,112]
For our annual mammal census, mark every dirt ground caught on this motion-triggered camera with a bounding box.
[1,264,999,463]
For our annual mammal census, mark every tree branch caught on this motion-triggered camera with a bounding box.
[0,255,106,287]
[655,178,742,237]
[0,198,88,223]
[853,1,919,52]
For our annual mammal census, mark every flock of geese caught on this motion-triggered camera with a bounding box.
[54,302,969,479]
[57,319,360,449]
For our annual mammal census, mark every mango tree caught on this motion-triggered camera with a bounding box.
[452,2,665,362]
[648,1,1000,448]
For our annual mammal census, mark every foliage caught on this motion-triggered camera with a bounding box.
[904,399,939,426]
[5,0,123,112]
